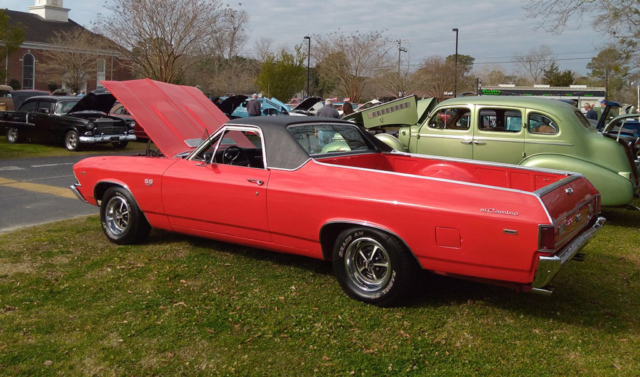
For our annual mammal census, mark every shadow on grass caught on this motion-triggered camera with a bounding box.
[136,224,638,334]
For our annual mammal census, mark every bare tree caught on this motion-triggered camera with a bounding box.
[513,45,555,84]
[414,56,455,101]
[312,31,393,102]
[39,28,110,93]
[523,1,640,48]
[253,37,275,62]
[94,0,248,83]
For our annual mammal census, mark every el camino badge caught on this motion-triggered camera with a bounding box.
[480,208,519,216]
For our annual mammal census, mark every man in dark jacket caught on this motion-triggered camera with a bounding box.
[247,94,261,116]
[316,99,340,118]
[584,103,598,120]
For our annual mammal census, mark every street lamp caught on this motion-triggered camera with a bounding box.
[452,28,459,98]
[304,36,311,98]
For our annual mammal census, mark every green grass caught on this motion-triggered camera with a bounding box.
[0,202,639,375]
[0,136,148,160]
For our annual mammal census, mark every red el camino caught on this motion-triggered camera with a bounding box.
[70,79,605,306]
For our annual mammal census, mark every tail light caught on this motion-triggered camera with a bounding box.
[538,225,556,252]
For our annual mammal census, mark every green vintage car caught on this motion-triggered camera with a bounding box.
[345,96,639,206]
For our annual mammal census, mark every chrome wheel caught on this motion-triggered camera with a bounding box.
[65,131,78,151]
[6,128,18,143]
[344,237,391,291]
[104,195,130,236]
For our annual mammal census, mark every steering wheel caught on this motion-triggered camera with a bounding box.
[222,146,251,166]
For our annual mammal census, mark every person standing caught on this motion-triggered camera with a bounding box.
[247,94,261,117]
[342,101,354,117]
[584,103,598,120]
[316,99,340,118]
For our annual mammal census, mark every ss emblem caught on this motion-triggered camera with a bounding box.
[144,179,153,186]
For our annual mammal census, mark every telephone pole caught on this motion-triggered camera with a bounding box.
[396,40,407,75]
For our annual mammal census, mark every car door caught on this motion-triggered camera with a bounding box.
[472,106,525,165]
[414,106,474,159]
[16,99,38,139]
[30,99,56,142]
[161,126,272,242]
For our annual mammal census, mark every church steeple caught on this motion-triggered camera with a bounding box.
[28,0,70,23]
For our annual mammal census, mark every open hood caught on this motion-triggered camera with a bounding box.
[217,95,248,116]
[101,79,229,158]
[68,92,117,114]
[344,96,437,128]
[603,113,640,135]
[291,97,323,113]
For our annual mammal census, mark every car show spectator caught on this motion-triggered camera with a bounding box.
[342,101,354,117]
[247,94,261,116]
[76,90,86,97]
[584,103,598,120]
[316,99,340,118]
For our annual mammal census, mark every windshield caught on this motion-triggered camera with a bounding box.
[287,123,375,155]
[56,99,81,115]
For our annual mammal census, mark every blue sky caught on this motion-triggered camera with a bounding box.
[5,0,607,76]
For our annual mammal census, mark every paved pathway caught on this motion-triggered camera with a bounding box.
[0,155,100,233]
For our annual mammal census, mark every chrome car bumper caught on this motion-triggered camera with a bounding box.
[531,216,606,294]
[79,134,137,144]
[69,183,87,203]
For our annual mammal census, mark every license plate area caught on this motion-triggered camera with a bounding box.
[110,136,119,141]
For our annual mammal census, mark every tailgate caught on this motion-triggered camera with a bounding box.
[536,175,600,251]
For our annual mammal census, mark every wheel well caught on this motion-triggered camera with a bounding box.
[319,222,416,263]
[94,182,123,204]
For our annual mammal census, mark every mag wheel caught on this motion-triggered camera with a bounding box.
[100,187,151,245]
[333,227,418,307]
[6,127,21,143]
[65,130,80,151]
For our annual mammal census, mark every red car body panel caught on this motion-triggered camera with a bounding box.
[71,80,605,296]
[102,79,229,157]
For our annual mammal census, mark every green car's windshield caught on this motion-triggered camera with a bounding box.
[288,124,374,155]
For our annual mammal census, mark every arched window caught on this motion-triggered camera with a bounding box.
[23,54,35,90]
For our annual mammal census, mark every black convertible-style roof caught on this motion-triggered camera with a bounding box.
[224,116,392,170]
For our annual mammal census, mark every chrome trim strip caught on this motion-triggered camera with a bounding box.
[319,220,420,266]
[532,216,605,290]
[473,137,525,143]
[525,141,573,146]
[69,184,87,203]
[1,121,36,126]
[79,134,137,143]
[418,133,472,139]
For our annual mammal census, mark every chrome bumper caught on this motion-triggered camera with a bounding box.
[531,216,606,294]
[79,134,136,144]
[69,183,87,203]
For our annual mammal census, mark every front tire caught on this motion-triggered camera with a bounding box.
[100,187,151,245]
[6,127,21,143]
[332,227,418,307]
[65,130,81,151]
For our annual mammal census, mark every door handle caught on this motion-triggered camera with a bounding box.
[248,179,264,186]
[460,140,472,144]
[473,141,486,145]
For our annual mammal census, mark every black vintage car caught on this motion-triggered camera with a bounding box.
[1,93,136,151]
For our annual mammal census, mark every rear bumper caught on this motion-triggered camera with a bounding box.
[531,216,606,293]
[69,183,87,203]
[79,134,136,144]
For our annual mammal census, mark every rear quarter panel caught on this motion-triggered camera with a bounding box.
[267,160,552,284]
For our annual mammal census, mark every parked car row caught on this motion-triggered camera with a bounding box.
[69,79,605,306]
[344,95,640,207]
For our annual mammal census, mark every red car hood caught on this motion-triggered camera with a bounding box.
[101,79,228,157]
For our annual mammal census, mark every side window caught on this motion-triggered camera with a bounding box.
[427,107,471,130]
[20,100,37,113]
[478,109,522,132]
[528,113,559,134]
[37,101,53,113]
[195,128,264,169]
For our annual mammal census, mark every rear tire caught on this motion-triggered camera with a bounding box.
[65,130,81,151]
[112,141,128,149]
[6,127,21,143]
[100,187,151,245]
[332,227,418,307]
